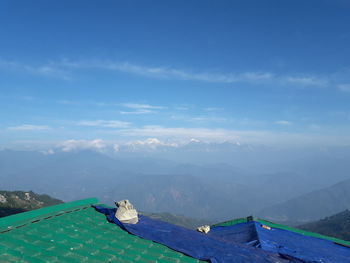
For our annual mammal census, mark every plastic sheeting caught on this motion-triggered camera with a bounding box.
[210,221,350,262]
[93,206,298,263]
[254,221,350,262]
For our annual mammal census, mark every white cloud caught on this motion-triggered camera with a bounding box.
[20,96,37,101]
[119,102,164,115]
[40,149,55,155]
[119,109,155,115]
[75,61,328,87]
[107,125,347,147]
[72,60,339,87]
[1,59,345,88]
[285,76,328,87]
[125,138,178,149]
[113,144,120,152]
[338,84,350,92]
[190,116,228,123]
[76,120,131,128]
[170,114,229,123]
[204,107,224,111]
[122,103,164,109]
[104,62,274,83]
[0,60,71,80]
[58,139,106,152]
[57,100,81,105]
[8,124,50,131]
[115,126,241,142]
[275,120,292,126]
[309,124,321,129]
[176,106,190,111]
[7,127,350,150]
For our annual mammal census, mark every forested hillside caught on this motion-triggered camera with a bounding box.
[0,190,63,217]
[299,210,350,242]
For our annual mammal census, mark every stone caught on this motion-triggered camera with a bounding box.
[115,199,138,224]
[196,225,210,234]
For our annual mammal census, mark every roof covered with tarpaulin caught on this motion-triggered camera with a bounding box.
[94,205,350,263]
[1,198,350,263]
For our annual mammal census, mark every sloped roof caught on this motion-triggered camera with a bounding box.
[0,198,202,262]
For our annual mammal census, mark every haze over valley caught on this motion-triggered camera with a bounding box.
[2,140,350,225]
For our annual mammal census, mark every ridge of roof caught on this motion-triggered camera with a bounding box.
[0,197,98,232]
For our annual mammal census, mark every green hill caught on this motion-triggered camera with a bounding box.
[298,210,350,241]
[0,190,63,217]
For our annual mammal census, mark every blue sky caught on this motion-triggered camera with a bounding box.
[1,0,350,149]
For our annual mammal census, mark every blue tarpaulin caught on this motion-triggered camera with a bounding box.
[209,222,350,263]
[93,206,350,263]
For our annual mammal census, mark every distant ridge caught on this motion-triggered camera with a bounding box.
[257,178,350,224]
[299,210,350,242]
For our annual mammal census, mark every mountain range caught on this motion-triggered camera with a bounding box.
[1,146,350,222]
[257,178,350,225]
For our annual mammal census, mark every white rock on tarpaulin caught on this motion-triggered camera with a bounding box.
[115,199,139,224]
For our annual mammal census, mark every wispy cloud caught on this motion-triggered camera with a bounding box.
[204,107,224,112]
[20,96,37,101]
[338,84,350,92]
[76,120,131,128]
[176,106,190,111]
[285,76,328,87]
[57,100,119,107]
[0,58,345,88]
[309,124,321,129]
[122,103,164,109]
[66,60,329,87]
[119,109,155,115]
[275,120,293,126]
[109,125,350,146]
[119,102,164,114]
[55,100,165,114]
[170,114,229,123]
[171,106,228,124]
[0,59,71,80]
[190,116,228,123]
[125,138,178,148]
[58,139,106,152]
[0,59,277,84]
[7,124,50,131]
[57,100,81,105]
[115,125,240,141]
[104,62,274,83]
